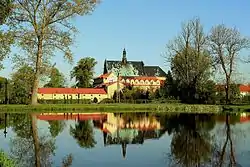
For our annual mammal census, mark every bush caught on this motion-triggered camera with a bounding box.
[0,150,17,167]
[99,98,115,104]
[151,98,181,104]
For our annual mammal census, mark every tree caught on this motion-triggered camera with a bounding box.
[6,0,100,105]
[0,0,13,24]
[44,67,65,88]
[71,57,97,88]
[160,70,178,99]
[0,0,14,70]
[198,80,217,104]
[166,18,212,103]
[208,25,250,104]
[9,65,34,104]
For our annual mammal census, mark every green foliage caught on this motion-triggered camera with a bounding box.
[241,95,250,104]
[0,76,7,103]
[44,67,65,88]
[99,98,115,104]
[120,87,149,100]
[71,57,97,88]
[0,150,17,167]
[171,47,212,103]
[197,80,217,104]
[216,84,241,104]
[9,65,34,104]
[5,0,100,104]
[0,31,14,70]
[0,0,13,24]
[0,1,14,68]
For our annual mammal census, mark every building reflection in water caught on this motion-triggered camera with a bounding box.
[93,113,166,158]
[36,112,166,158]
[1,112,250,159]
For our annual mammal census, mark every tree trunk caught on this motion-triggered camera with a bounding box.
[31,40,43,105]
[225,76,231,105]
[31,114,41,167]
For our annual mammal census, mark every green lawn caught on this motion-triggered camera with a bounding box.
[1,103,249,113]
[0,103,222,113]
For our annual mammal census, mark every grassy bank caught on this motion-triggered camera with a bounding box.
[0,103,222,113]
[223,105,250,112]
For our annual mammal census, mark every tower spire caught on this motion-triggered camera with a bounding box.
[122,48,127,65]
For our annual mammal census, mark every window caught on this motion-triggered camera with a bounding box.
[42,94,44,96]
[54,94,56,96]
[99,95,101,96]
[91,95,93,96]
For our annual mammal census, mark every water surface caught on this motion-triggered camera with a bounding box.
[0,112,250,167]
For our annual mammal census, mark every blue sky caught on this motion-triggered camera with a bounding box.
[0,0,250,85]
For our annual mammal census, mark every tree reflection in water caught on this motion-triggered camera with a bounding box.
[167,114,216,167]
[166,113,245,167]
[211,113,243,167]
[0,113,73,167]
[10,113,55,167]
[70,120,96,149]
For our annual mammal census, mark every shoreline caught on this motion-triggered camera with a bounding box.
[0,103,221,113]
[0,103,249,113]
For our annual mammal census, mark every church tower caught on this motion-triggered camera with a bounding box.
[121,48,127,65]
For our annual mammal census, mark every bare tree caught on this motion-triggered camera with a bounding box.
[208,25,250,104]
[7,0,100,104]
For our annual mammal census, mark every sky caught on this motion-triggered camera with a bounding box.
[0,0,250,85]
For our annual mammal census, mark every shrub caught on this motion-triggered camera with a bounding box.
[0,150,17,167]
[99,98,115,104]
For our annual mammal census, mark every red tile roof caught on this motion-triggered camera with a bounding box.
[215,84,250,93]
[239,85,250,92]
[97,72,112,79]
[38,88,107,94]
[37,113,107,121]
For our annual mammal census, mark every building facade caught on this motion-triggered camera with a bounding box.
[37,88,108,102]
[94,49,167,98]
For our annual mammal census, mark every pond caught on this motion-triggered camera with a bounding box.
[0,112,250,167]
